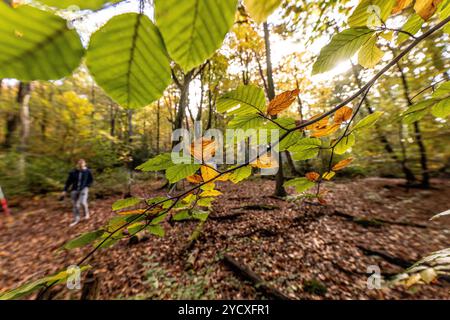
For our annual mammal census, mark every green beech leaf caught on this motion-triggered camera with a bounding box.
[284,178,316,193]
[155,0,238,72]
[352,111,383,131]
[0,4,84,81]
[312,27,375,75]
[358,35,384,68]
[217,85,266,115]
[288,138,322,161]
[334,133,356,155]
[112,197,142,211]
[136,153,174,171]
[229,165,252,183]
[348,0,396,28]
[403,100,435,124]
[147,225,165,237]
[37,0,121,9]
[397,14,424,44]
[86,13,172,109]
[228,114,265,130]
[64,230,104,250]
[0,266,90,300]
[431,98,450,118]
[165,164,201,183]
[243,0,282,23]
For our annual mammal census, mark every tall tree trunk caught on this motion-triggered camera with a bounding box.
[396,61,430,187]
[350,63,416,184]
[2,79,19,149]
[17,82,31,178]
[125,109,134,197]
[206,89,214,130]
[172,70,194,147]
[263,22,287,197]
[110,105,116,137]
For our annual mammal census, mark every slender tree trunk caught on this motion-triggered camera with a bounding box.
[395,61,430,187]
[350,63,416,184]
[206,89,214,130]
[263,22,287,197]
[173,70,194,147]
[17,82,31,178]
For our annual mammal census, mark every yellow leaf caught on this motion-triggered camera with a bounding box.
[393,0,413,13]
[380,31,394,41]
[332,158,353,171]
[405,273,422,287]
[186,174,203,184]
[201,165,220,182]
[306,114,329,131]
[305,172,320,182]
[190,137,217,162]
[200,189,223,197]
[420,268,438,284]
[334,106,353,124]
[322,171,336,180]
[414,0,443,20]
[267,89,300,116]
[215,173,230,182]
[311,123,341,138]
[251,153,278,169]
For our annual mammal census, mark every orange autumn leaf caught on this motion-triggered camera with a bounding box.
[332,158,353,171]
[117,209,146,215]
[305,114,330,131]
[186,174,203,184]
[190,138,216,162]
[334,106,353,124]
[267,89,300,116]
[393,0,413,13]
[251,153,278,169]
[311,123,341,138]
[305,172,320,182]
[414,0,443,20]
[201,165,220,182]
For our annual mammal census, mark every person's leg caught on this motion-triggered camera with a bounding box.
[80,187,90,219]
[70,190,81,226]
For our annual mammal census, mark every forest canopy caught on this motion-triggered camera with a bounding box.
[0,0,449,300]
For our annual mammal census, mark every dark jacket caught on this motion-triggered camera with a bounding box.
[64,168,94,192]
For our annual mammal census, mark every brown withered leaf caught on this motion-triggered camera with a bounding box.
[267,89,300,116]
[332,158,353,171]
[186,174,203,184]
[190,138,216,162]
[334,106,353,124]
[305,172,320,182]
[311,123,341,138]
[414,0,443,20]
[393,0,413,13]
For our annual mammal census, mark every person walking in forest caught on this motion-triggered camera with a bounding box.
[62,159,94,227]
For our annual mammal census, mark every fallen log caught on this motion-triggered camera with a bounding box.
[222,254,290,300]
[357,245,412,269]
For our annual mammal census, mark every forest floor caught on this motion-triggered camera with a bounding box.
[1,177,449,300]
